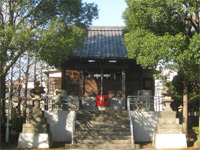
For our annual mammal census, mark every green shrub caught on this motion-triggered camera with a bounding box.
[193,126,199,139]
[10,115,25,133]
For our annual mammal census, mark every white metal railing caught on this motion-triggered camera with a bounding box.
[71,96,78,145]
[127,97,134,145]
[127,95,163,112]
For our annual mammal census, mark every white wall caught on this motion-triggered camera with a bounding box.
[131,111,161,142]
[44,110,75,142]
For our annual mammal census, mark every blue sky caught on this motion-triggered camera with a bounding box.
[82,0,127,26]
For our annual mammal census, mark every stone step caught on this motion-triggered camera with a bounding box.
[66,143,136,150]
[73,110,132,149]
[157,124,182,129]
[75,127,130,132]
[75,125,130,131]
[156,128,183,134]
[23,123,49,128]
[74,135,131,140]
[22,123,50,133]
[75,139,131,144]
[158,118,179,124]
[28,117,48,124]
[76,117,130,124]
[74,131,131,136]
[75,120,130,127]
[77,115,129,120]
[76,116,128,121]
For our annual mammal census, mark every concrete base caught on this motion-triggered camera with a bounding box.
[18,133,52,148]
[154,133,187,149]
[44,110,75,142]
[131,111,160,142]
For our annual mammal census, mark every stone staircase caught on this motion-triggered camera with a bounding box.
[66,110,135,149]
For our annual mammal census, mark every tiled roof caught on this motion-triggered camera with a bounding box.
[75,26,127,59]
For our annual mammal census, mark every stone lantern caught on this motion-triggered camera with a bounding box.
[30,81,45,98]
[153,82,187,149]
[30,81,45,111]
[18,81,52,148]
[160,82,175,118]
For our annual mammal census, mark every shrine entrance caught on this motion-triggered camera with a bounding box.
[80,68,126,110]
[62,59,128,110]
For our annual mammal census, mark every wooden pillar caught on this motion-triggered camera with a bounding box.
[79,70,83,108]
[122,70,126,109]
[61,67,66,89]
[139,69,143,90]
[101,68,103,102]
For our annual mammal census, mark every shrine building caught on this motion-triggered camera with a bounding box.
[47,26,155,110]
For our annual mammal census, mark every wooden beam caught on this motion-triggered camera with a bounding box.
[75,64,129,70]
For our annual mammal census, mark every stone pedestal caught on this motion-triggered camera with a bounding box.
[154,115,187,149]
[154,111,187,148]
[18,100,52,148]
[154,134,187,149]
[153,84,187,149]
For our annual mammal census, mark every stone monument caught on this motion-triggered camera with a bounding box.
[153,83,187,149]
[18,81,53,148]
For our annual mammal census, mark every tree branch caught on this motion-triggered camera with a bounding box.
[183,1,199,33]
[3,48,24,75]
[17,0,45,26]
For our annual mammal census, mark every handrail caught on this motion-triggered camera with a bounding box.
[71,96,78,144]
[127,95,163,112]
[127,97,134,145]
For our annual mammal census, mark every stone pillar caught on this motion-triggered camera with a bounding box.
[153,83,187,149]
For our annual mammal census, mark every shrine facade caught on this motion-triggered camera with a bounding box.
[47,26,155,109]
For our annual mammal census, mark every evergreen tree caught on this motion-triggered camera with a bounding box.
[123,0,200,135]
